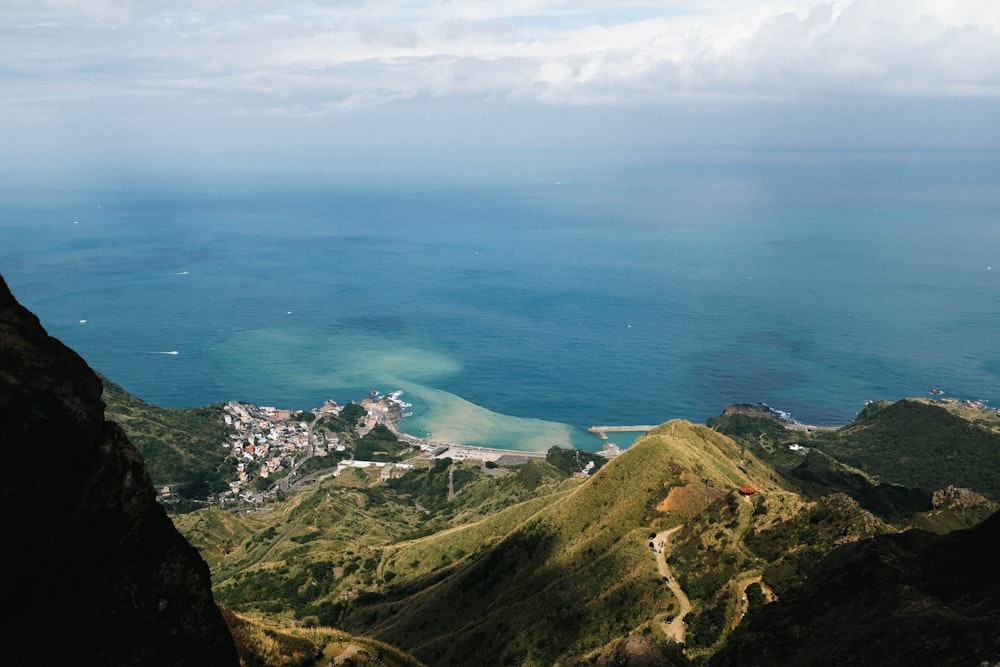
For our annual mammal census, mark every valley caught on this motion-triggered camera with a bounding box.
[11,269,998,667]
[105,381,1000,666]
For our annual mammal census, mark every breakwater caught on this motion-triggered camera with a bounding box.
[587,425,659,440]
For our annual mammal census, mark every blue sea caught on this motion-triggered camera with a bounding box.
[3,149,998,451]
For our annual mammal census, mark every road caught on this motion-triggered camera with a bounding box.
[652,526,691,644]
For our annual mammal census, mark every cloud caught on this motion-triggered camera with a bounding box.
[1,0,999,142]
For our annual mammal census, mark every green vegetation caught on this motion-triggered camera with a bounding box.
[744,582,768,617]
[179,455,577,628]
[221,608,425,667]
[545,445,609,476]
[333,421,779,665]
[114,384,1000,666]
[811,399,1000,501]
[295,452,348,476]
[101,375,231,501]
[312,403,366,437]
[383,457,458,514]
[784,448,932,522]
[745,493,889,593]
[354,424,413,461]
[709,399,1000,507]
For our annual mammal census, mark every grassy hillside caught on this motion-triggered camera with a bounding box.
[812,399,1000,501]
[146,392,1000,665]
[222,609,425,667]
[333,421,793,666]
[174,457,578,626]
[783,449,933,522]
[708,398,1000,506]
[174,417,977,665]
[101,375,232,500]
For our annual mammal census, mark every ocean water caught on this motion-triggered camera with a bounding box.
[3,149,998,451]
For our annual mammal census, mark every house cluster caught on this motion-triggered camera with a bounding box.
[223,401,341,496]
[220,394,419,499]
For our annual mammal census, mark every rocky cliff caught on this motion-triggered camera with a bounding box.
[0,276,239,666]
[711,509,1000,666]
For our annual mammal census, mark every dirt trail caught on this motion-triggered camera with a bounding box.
[652,526,691,644]
[648,525,781,645]
[732,575,778,629]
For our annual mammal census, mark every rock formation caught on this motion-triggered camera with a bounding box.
[0,275,239,666]
[710,509,1000,666]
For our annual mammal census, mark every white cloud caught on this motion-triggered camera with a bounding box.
[1,1,999,131]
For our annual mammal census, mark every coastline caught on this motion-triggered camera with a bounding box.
[381,413,542,461]
[182,389,998,504]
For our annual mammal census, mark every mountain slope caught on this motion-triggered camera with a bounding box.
[708,399,1000,518]
[0,275,239,666]
[814,399,1000,501]
[102,375,232,501]
[336,420,787,665]
[711,509,1000,667]
[184,417,904,665]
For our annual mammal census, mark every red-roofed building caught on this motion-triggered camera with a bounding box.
[738,485,757,495]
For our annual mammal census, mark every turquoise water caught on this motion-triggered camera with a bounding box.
[3,149,998,451]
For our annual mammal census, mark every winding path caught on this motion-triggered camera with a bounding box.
[652,526,691,644]
[732,575,777,629]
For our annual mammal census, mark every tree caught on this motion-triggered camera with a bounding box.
[340,403,368,429]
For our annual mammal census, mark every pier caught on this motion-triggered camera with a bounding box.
[587,425,659,440]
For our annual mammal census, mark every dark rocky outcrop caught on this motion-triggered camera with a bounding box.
[562,635,692,667]
[721,403,793,423]
[0,276,239,666]
[711,510,1000,667]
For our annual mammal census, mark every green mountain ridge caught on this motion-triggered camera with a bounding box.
[820,398,1000,499]
[108,381,1000,665]
[708,398,1000,508]
[337,421,771,664]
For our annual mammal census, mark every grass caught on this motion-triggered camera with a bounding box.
[811,399,1000,501]
[223,608,426,667]
[172,419,828,664]
[709,399,1000,507]
[330,420,799,665]
[159,402,1000,666]
[101,375,231,501]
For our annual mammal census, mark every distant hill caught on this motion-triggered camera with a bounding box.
[709,398,1000,514]
[164,400,1000,666]
[814,399,1000,501]
[97,361,1000,664]
[187,420,896,664]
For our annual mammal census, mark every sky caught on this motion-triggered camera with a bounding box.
[3,0,1000,183]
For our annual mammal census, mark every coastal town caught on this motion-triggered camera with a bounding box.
[212,391,548,503]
